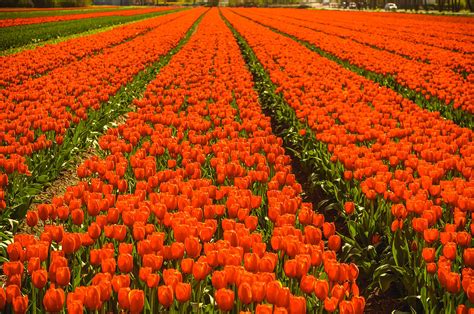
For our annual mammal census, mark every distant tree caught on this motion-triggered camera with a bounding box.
[31,0,49,7]
[467,0,473,11]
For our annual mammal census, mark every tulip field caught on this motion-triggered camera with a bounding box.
[0,6,472,314]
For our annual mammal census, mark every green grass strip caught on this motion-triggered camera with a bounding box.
[232,10,473,130]
[0,8,184,52]
[3,10,206,232]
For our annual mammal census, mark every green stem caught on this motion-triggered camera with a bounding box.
[150,287,155,314]
[31,283,37,314]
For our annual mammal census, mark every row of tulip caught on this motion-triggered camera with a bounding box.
[247,9,472,75]
[279,10,474,54]
[221,8,473,312]
[0,9,204,231]
[0,7,173,28]
[230,9,474,118]
[2,9,364,314]
[0,8,180,88]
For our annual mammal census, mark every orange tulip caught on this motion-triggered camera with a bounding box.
[256,304,273,314]
[300,274,316,294]
[147,274,160,288]
[445,272,461,294]
[6,285,20,303]
[443,242,457,260]
[314,279,329,301]
[211,270,227,290]
[238,282,252,304]
[32,269,48,289]
[26,211,39,227]
[284,259,297,278]
[118,287,130,310]
[55,266,71,286]
[289,295,306,314]
[251,281,266,303]
[456,232,471,247]
[352,296,365,313]
[266,280,280,304]
[158,285,174,308]
[192,261,210,281]
[184,236,202,258]
[339,300,354,313]
[118,254,133,273]
[43,286,65,312]
[328,235,341,252]
[464,248,474,267]
[12,295,28,314]
[0,288,5,310]
[112,274,130,293]
[129,289,145,313]
[324,296,338,312]
[181,258,194,274]
[344,202,355,215]
[276,287,290,308]
[422,247,436,263]
[84,285,102,310]
[423,229,439,244]
[412,218,429,233]
[215,288,234,311]
[175,282,191,303]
